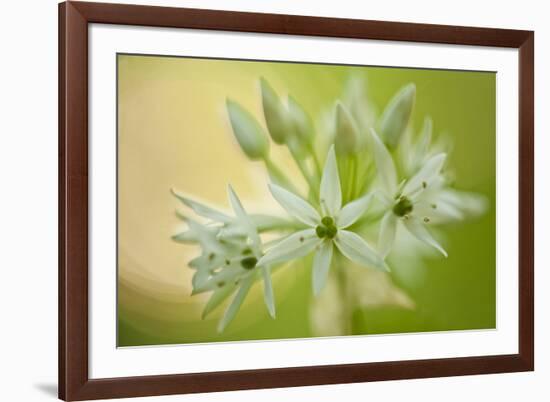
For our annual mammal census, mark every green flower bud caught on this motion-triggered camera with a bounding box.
[226,99,269,160]
[260,78,291,145]
[334,102,360,155]
[379,83,416,149]
[288,95,314,145]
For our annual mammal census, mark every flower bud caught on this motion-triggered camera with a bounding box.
[226,99,269,160]
[288,95,314,145]
[343,75,372,132]
[379,83,416,149]
[334,102,360,155]
[260,78,291,145]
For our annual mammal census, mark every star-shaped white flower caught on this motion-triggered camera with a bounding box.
[370,128,449,258]
[172,185,276,332]
[257,145,387,295]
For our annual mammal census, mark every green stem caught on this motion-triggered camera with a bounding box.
[264,156,301,196]
[355,162,372,198]
[258,222,304,233]
[289,145,319,201]
[310,146,322,178]
[347,155,357,202]
[335,257,352,335]
[339,156,350,204]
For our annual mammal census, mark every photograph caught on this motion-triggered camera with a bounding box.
[117,54,496,346]
[1,0,543,401]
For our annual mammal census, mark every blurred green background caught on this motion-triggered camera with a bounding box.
[117,54,495,347]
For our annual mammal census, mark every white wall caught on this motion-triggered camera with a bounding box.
[0,0,545,401]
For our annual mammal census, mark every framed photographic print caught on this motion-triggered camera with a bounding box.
[59,1,534,400]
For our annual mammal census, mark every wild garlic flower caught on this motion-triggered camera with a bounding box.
[371,128,450,258]
[172,186,276,331]
[257,146,387,295]
[395,117,488,224]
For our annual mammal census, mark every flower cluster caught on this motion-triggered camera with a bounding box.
[172,76,487,331]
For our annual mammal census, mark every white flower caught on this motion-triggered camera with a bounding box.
[371,128,450,258]
[172,185,276,331]
[257,146,387,295]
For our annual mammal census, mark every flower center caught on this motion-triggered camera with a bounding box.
[240,256,258,270]
[316,216,338,239]
[393,196,413,217]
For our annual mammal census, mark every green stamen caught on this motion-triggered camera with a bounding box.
[316,225,327,238]
[316,216,338,239]
[393,196,414,217]
[240,256,258,270]
[326,225,337,239]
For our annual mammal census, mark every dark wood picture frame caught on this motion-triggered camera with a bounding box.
[59,1,534,400]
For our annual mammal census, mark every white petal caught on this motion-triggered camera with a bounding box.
[192,269,211,289]
[379,211,397,258]
[189,253,225,273]
[202,283,237,319]
[374,190,394,208]
[171,189,232,223]
[261,266,276,318]
[227,185,261,250]
[312,241,334,295]
[319,145,342,216]
[337,193,373,228]
[439,189,488,218]
[403,217,448,257]
[432,201,464,221]
[403,153,446,196]
[171,230,199,243]
[370,129,398,196]
[269,183,320,226]
[415,117,433,164]
[256,229,320,267]
[216,224,247,239]
[179,217,226,254]
[193,266,243,294]
[227,184,248,218]
[218,274,255,332]
[414,199,463,223]
[335,230,388,271]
